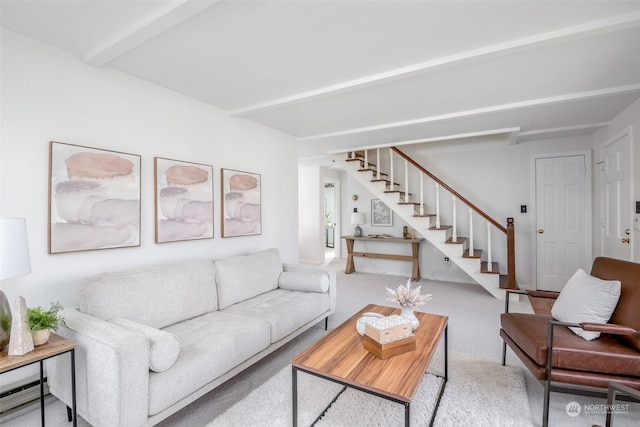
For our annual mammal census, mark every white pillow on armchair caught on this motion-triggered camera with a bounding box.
[551,268,621,340]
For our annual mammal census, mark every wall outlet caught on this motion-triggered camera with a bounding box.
[443,257,451,267]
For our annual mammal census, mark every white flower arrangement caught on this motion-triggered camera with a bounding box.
[385,278,432,309]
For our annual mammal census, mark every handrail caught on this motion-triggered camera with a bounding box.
[392,147,507,234]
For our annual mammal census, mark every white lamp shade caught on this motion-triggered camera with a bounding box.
[351,212,365,225]
[0,218,32,280]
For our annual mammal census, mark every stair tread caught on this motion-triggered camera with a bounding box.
[445,237,467,244]
[413,213,436,217]
[481,261,500,274]
[429,225,451,230]
[463,249,482,258]
[398,202,420,206]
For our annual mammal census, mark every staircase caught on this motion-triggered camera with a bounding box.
[334,148,517,299]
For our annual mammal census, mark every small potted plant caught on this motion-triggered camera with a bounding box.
[26,302,67,346]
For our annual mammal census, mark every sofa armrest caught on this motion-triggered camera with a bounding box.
[580,322,638,336]
[282,263,337,311]
[46,308,150,427]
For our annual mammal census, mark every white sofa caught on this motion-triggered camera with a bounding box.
[47,248,336,427]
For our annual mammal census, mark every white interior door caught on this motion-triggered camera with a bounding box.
[535,155,589,291]
[601,132,632,260]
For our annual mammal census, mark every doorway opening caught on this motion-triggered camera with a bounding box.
[324,181,337,262]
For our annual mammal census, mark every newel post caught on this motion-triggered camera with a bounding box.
[506,218,516,289]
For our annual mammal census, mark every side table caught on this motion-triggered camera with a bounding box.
[0,332,77,426]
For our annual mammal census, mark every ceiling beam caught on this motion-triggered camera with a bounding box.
[230,10,640,117]
[299,84,640,141]
[326,127,522,154]
[83,0,220,66]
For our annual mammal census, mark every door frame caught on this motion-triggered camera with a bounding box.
[599,126,634,261]
[529,150,592,289]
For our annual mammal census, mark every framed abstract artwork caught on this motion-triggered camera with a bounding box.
[154,158,214,243]
[221,168,261,237]
[48,141,141,254]
[371,199,393,226]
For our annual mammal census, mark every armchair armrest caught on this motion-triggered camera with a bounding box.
[46,308,150,427]
[526,290,560,300]
[580,322,638,336]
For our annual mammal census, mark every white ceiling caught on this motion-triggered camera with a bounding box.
[3,0,640,162]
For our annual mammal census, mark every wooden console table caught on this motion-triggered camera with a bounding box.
[342,236,424,281]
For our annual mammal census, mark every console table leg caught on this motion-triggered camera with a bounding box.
[411,242,420,281]
[345,238,355,274]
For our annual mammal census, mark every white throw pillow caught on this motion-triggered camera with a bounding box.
[109,318,181,372]
[551,268,621,340]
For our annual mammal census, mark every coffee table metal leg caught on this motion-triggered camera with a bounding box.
[405,402,410,426]
[292,366,298,427]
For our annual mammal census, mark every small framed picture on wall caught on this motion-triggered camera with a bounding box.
[371,199,392,226]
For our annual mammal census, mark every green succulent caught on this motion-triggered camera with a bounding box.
[26,301,67,331]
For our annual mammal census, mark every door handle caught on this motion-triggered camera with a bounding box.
[622,238,630,244]
[625,229,630,235]
[538,229,544,234]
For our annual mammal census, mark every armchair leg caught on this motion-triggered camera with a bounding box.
[542,380,551,427]
[501,341,506,366]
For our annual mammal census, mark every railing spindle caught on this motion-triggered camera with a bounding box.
[452,195,457,242]
[435,183,440,228]
[404,159,409,202]
[419,172,424,216]
[468,207,474,255]
[389,148,394,191]
[364,149,368,169]
[376,149,381,180]
[486,222,493,272]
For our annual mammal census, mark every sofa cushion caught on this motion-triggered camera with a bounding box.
[223,288,331,343]
[501,313,640,377]
[278,270,329,293]
[149,311,270,415]
[109,318,180,373]
[78,260,218,329]
[551,268,621,340]
[215,248,283,310]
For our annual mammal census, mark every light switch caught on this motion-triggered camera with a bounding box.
[634,215,640,231]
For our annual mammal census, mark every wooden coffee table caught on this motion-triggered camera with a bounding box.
[291,304,448,427]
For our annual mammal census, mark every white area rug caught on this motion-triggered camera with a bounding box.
[207,351,534,427]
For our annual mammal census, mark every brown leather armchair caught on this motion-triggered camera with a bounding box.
[500,257,640,427]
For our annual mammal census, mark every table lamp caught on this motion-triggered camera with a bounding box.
[0,218,32,350]
[351,209,366,237]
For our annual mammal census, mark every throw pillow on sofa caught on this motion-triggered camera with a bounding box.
[109,317,181,372]
[278,270,329,293]
[551,268,621,340]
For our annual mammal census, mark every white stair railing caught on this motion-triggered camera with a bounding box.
[376,149,381,180]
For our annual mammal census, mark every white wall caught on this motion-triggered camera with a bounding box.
[0,30,300,312]
[593,98,640,262]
